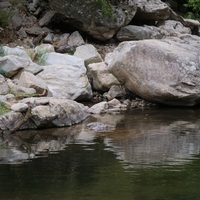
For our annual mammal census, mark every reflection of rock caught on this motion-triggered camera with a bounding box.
[87,122,115,132]
[0,121,98,163]
[103,109,200,166]
[2,108,200,166]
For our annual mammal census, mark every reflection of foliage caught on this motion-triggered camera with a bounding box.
[94,0,113,18]
[184,0,200,19]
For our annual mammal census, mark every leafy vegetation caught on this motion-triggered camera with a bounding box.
[184,0,200,19]
[10,0,24,6]
[0,45,5,57]
[0,101,10,115]
[94,0,113,18]
[0,68,7,77]
[0,10,11,28]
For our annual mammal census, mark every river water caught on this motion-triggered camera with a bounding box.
[1,107,200,200]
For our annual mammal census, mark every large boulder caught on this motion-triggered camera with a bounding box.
[106,35,200,106]
[0,55,30,78]
[3,46,32,61]
[37,64,92,101]
[116,25,163,41]
[48,0,137,41]
[134,0,170,21]
[0,97,89,130]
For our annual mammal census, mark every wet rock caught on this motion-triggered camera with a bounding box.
[0,97,89,130]
[87,122,115,132]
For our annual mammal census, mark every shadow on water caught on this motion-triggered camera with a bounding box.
[1,107,200,199]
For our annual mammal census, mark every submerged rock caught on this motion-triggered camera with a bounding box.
[87,122,115,132]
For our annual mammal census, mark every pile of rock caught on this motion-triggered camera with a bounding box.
[0,0,200,132]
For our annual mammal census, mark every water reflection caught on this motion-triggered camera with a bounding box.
[104,108,200,166]
[1,108,200,200]
[1,107,200,167]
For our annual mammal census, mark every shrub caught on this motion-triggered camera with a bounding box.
[94,0,113,18]
[0,10,10,28]
[0,101,10,115]
[0,45,5,57]
[184,0,200,19]
[0,68,7,77]
[10,0,24,6]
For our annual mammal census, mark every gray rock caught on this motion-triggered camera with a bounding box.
[30,98,89,127]
[157,20,191,36]
[104,85,127,101]
[11,103,28,112]
[134,0,170,20]
[0,75,8,95]
[0,1,11,9]
[0,55,30,78]
[107,35,200,106]
[24,62,44,75]
[17,28,27,39]
[40,52,84,68]
[37,64,92,101]
[48,0,137,41]
[87,62,120,92]
[43,33,54,44]
[116,25,163,41]
[74,44,102,66]
[67,31,85,47]
[87,122,115,132]
[11,11,23,30]
[39,11,56,27]
[24,26,50,36]
[3,46,32,61]
[87,101,108,114]
[18,71,47,94]
[0,97,89,130]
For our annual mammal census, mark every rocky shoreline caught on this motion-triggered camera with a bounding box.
[0,0,200,133]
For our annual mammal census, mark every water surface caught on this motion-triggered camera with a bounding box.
[1,107,200,200]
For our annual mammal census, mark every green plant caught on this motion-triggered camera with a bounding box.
[184,0,200,19]
[0,10,10,28]
[0,45,5,57]
[0,68,7,77]
[0,101,10,115]
[94,0,113,18]
[10,0,24,6]
[35,53,46,65]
